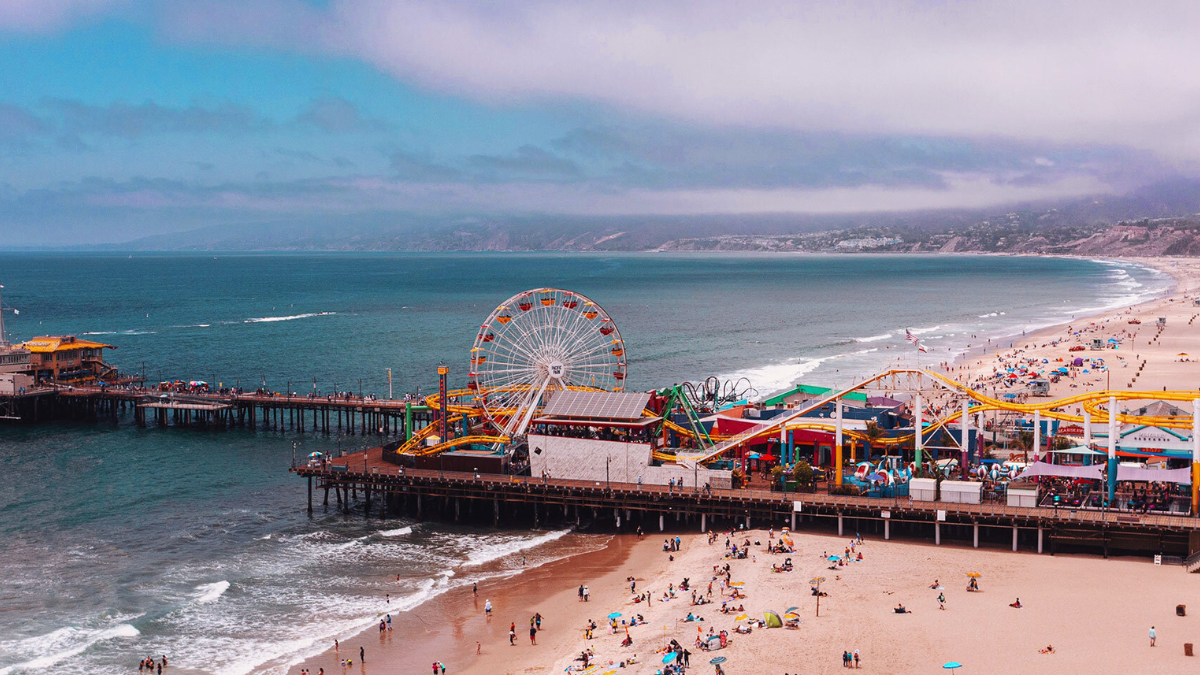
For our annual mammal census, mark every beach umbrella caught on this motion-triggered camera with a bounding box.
[308,452,324,458]
[710,657,727,664]
[866,472,886,481]
[607,612,622,619]
[733,613,748,621]
[785,606,799,614]
[943,662,963,670]
[729,581,744,587]
[662,652,678,664]
[828,556,841,562]
[1179,353,1189,356]
[966,572,981,578]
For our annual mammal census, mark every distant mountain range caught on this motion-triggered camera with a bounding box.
[94,178,1200,255]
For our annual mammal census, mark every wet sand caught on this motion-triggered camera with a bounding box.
[285,535,668,675]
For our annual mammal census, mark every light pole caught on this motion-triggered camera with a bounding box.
[606,456,611,491]
[388,368,393,400]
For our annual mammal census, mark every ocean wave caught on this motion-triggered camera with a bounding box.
[243,312,335,323]
[81,330,156,336]
[0,623,140,675]
[377,526,412,537]
[853,333,892,343]
[194,580,230,604]
[462,529,572,568]
[977,312,999,318]
[908,325,940,335]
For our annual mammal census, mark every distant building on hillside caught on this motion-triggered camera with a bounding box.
[835,237,902,250]
[18,335,116,383]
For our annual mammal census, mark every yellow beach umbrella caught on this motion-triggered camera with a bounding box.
[729,581,744,587]
[734,613,748,621]
[966,572,982,578]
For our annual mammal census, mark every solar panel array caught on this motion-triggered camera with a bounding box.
[541,390,651,420]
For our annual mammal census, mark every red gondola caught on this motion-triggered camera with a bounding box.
[519,301,533,311]
[563,300,579,309]
[599,323,615,336]
[481,332,495,342]
[613,371,625,380]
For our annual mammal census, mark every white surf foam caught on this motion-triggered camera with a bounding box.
[195,580,230,604]
[908,325,940,335]
[854,333,892,343]
[377,526,412,537]
[0,623,140,675]
[462,529,572,568]
[243,312,334,323]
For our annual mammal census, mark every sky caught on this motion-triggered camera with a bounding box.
[1,0,1198,245]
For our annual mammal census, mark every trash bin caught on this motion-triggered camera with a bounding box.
[1178,604,1187,617]
[1185,643,1193,657]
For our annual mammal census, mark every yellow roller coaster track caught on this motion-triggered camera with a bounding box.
[685,368,1200,465]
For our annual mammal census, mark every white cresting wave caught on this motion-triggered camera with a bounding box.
[853,332,892,343]
[462,528,573,567]
[243,312,335,324]
[377,526,412,537]
[0,623,140,675]
[194,580,230,604]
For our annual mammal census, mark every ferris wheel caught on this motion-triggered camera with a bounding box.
[469,288,628,437]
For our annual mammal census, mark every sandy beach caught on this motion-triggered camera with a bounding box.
[276,255,1200,675]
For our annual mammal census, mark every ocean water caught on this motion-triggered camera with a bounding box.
[0,252,1170,675]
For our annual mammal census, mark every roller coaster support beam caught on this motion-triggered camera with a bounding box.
[1033,410,1041,459]
[914,394,923,470]
[835,399,844,487]
[405,400,413,442]
[960,399,969,479]
[1192,399,1199,516]
[1107,396,1118,505]
[1083,409,1091,447]
[437,366,449,442]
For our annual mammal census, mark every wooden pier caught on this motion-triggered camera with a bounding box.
[294,447,1200,562]
[0,385,435,437]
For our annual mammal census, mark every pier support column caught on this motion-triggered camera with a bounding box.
[455,498,461,522]
[745,515,751,529]
[1012,525,1019,552]
[1037,526,1044,554]
[493,499,500,526]
[791,512,796,530]
[417,495,422,519]
[838,513,844,536]
[307,476,313,515]
[659,513,665,532]
[701,513,707,533]
[883,519,890,540]
[935,522,941,546]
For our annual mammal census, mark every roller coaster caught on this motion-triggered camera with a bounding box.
[388,287,1199,473]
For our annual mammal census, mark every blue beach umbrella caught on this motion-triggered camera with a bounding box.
[710,656,727,664]
[663,651,678,664]
[607,612,622,619]
[943,662,963,670]
[827,556,840,562]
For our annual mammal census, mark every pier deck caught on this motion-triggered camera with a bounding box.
[294,448,1200,561]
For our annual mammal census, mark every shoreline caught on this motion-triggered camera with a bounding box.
[278,534,670,675]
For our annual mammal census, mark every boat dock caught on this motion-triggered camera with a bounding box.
[293,446,1200,563]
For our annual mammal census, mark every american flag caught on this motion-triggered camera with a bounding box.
[906,329,928,353]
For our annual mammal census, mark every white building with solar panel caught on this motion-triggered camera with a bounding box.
[528,390,733,488]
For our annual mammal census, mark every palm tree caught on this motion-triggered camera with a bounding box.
[863,420,884,461]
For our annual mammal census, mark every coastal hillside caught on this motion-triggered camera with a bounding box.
[96,179,1200,255]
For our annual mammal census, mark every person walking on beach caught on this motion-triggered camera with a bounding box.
[583,585,590,601]
[509,623,516,645]
[535,613,542,630]
[579,584,584,601]
[529,622,537,645]
[485,599,492,617]
[1150,625,1157,646]
[472,582,477,596]
[359,646,364,663]
[854,649,860,668]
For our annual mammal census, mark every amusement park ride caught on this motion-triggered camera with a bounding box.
[388,288,1200,514]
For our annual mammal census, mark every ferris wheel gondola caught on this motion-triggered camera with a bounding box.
[469,288,627,437]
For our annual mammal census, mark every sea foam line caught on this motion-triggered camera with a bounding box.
[0,623,140,675]
[243,312,335,324]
